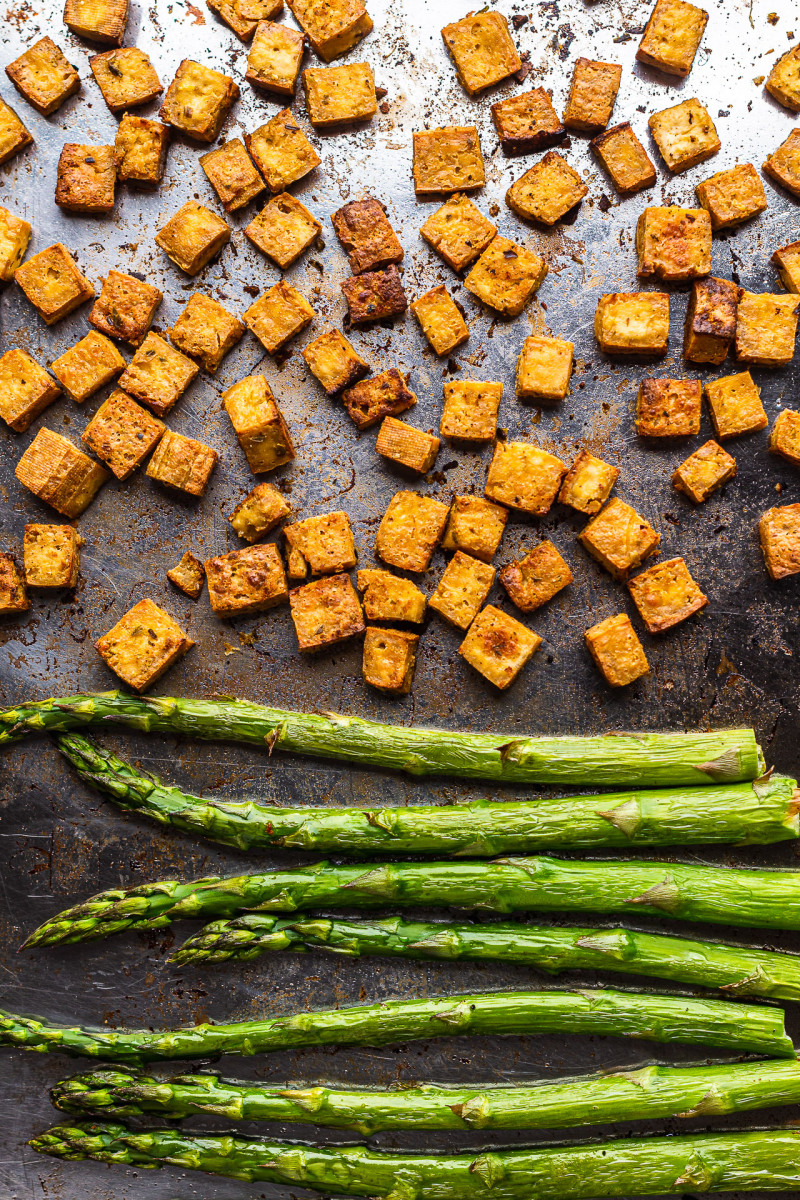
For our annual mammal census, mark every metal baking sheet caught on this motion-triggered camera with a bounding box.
[2,0,800,1195]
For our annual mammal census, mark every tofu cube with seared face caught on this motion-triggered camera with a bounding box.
[230,482,291,542]
[357,569,426,623]
[342,265,407,324]
[362,627,419,694]
[636,207,711,282]
[411,286,468,356]
[465,236,547,317]
[772,240,800,294]
[50,331,125,404]
[648,98,720,173]
[118,333,199,416]
[82,390,164,480]
[459,604,541,689]
[760,504,800,579]
[735,292,800,366]
[246,193,321,268]
[442,496,507,563]
[244,280,314,354]
[558,450,618,515]
[412,127,485,195]
[516,335,574,401]
[636,0,708,77]
[303,329,369,395]
[115,115,170,185]
[0,99,33,167]
[683,277,740,364]
[303,63,376,128]
[246,21,305,94]
[160,59,239,142]
[89,270,163,347]
[64,0,129,44]
[585,614,649,688]
[590,122,656,195]
[769,409,800,469]
[579,498,660,580]
[146,429,218,497]
[594,292,669,355]
[289,573,365,652]
[499,539,572,613]
[0,205,31,281]
[170,293,245,373]
[15,244,94,326]
[0,554,30,614]
[205,543,289,617]
[246,109,320,193]
[376,490,450,572]
[167,551,205,599]
[766,45,800,113]
[287,0,372,62]
[430,551,495,630]
[55,144,119,215]
[15,428,109,517]
[563,58,622,132]
[672,439,736,503]
[635,379,702,438]
[441,380,501,442]
[343,368,414,429]
[441,10,521,96]
[490,88,564,155]
[332,197,403,274]
[207,0,283,42]
[627,557,708,632]
[0,349,61,432]
[199,139,266,213]
[763,128,800,199]
[284,511,357,576]
[485,441,567,516]
[155,201,231,276]
[23,524,80,588]
[695,163,767,230]
[506,152,588,226]
[90,48,162,112]
[375,417,440,474]
[704,371,768,439]
[5,37,80,116]
[95,599,194,691]
[223,375,295,473]
[419,193,496,271]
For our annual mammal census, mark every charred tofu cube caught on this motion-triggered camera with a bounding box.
[356,568,426,623]
[24,524,80,588]
[441,495,507,563]
[50,331,125,404]
[558,450,618,515]
[683,276,740,364]
[115,115,169,186]
[772,240,800,294]
[594,292,669,355]
[419,192,496,271]
[230,481,291,542]
[245,193,321,269]
[0,554,29,614]
[499,539,572,612]
[169,293,245,373]
[506,152,588,226]
[89,270,162,347]
[695,163,767,230]
[591,122,656,195]
[362,627,418,694]
[342,265,407,324]
[244,280,314,354]
[769,409,800,468]
[5,38,79,116]
[636,378,702,438]
[766,44,800,113]
[167,551,205,599]
[648,97,720,173]
[199,139,266,213]
[332,196,403,274]
[118,332,199,417]
[635,206,711,282]
[628,556,707,631]
[160,60,239,143]
[206,0,283,42]
[223,374,295,472]
[96,598,193,690]
[0,206,31,281]
[303,328,369,395]
[290,573,365,651]
[459,604,541,689]
[465,235,547,317]
[375,416,440,473]
[343,367,414,429]
[760,504,800,579]
[636,0,707,77]
[82,390,163,480]
[246,109,320,193]
[246,21,305,94]
[155,201,231,276]
[441,10,520,96]
[413,126,485,195]
[563,58,621,132]
[15,427,109,517]
[0,349,61,432]
[376,490,449,572]
[485,440,567,515]
[284,511,356,576]
[579,497,660,580]
[585,613,649,688]
[736,291,800,366]
[430,550,495,630]
[286,0,372,62]
[0,99,33,167]
[763,128,800,199]
[672,438,736,503]
[704,371,767,439]
[55,144,118,216]
[490,88,564,155]
[303,62,376,128]
[64,0,128,43]
[90,47,161,112]
[206,543,288,617]
[411,286,468,356]
[516,335,574,402]
[441,379,501,442]
[146,429,217,497]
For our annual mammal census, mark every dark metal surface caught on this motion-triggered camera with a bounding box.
[1,0,800,1195]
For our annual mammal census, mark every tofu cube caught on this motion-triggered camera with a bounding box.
[441,495,507,563]
[585,614,649,688]
[672,438,736,503]
[411,286,468,356]
[458,604,541,689]
[246,21,305,94]
[222,374,295,472]
[628,556,708,632]
[760,504,800,579]
[199,139,266,213]
[563,58,622,132]
[146,429,218,497]
[244,280,314,354]
[558,449,618,515]
[0,554,29,615]
[303,63,376,128]
[695,163,767,230]
[735,291,800,366]
[635,378,702,438]
[206,0,283,42]
[769,409,800,469]
[284,511,356,575]
[419,192,496,271]
[160,59,239,143]
[376,490,449,572]
[341,264,407,324]
[515,335,574,402]
[766,44,800,113]
[15,428,109,517]
[90,47,161,112]
[441,379,501,442]
[648,98,720,173]
[64,0,128,44]
[170,293,245,373]
[286,0,372,62]
[356,568,426,623]
[118,332,199,416]
[89,269,162,347]
[55,143,118,216]
[230,481,291,542]
[0,205,31,281]
[590,122,656,195]
[96,598,194,690]
[245,192,321,269]
[331,196,403,275]
[167,551,205,599]
[412,126,485,195]
[683,276,740,364]
[485,441,567,515]
[636,0,707,77]
[343,368,414,429]
[635,206,711,282]
[763,128,800,200]
[506,152,588,226]
[594,292,669,355]
[246,109,320,193]
[23,524,80,588]
[464,235,547,317]
[0,349,61,432]
[704,371,767,439]
[302,328,369,395]
[82,390,164,480]
[0,98,33,166]
[375,416,440,473]
[155,201,231,276]
[499,539,572,613]
[362,627,418,694]
[430,550,495,630]
[772,240,800,294]
[290,573,365,651]
[5,37,80,116]
[490,88,564,155]
[579,497,660,580]
[115,115,170,186]
[50,331,125,404]
[205,543,289,617]
[441,10,520,96]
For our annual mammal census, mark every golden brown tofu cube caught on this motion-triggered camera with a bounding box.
[499,539,572,613]
[411,286,468,356]
[465,235,547,318]
[362,627,418,694]
[64,0,128,43]
[579,497,660,580]
[672,438,736,503]
[230,481,291,542]
[376,490,449,572]
[160,59,239,143]
[246,109,320,193]
[0,349,61,432]
[695,163,767,230]
[170,293,245,374]
[375,417,440,474]
[155,201,231,276]
[55,143,118,216]
[558,450,618,515]
[590,122,656,195]
[485,440,567,516]
[206,543,288,618]
[766,44,800,113]
[769,409,800,469]
[96,598,194,690]
[50,331,125,404]
[628,556,707,632]
[118,332,199,417]
[636,378,702,438]
[199,139,265,213]
[704,371,767,439]
[332,196,403,275]
[167,551,205,599]
[506,152,588,226]
[0,553,29,615]
[244,280,314,354]
[303,328,369,395]
[342,264,407,325]
[115,114,169,186]
[146,429,217,497]
[441,495,507,563]
[683,276,740,364]
[245,193,321,269]
[223,374,295,472]
[490,88,564,156]
[763,128,800,199]
[516,335,573,402]
[90,47,161,112]
[458,604,541,689]
[736,291,800,367]
[419,193,496,272]
[563,58,621,132]
[343,367,414,429]
[0,205,31,281]
[206,0,283,42]
[0,99,33,167]
[246,20,304,94]
[413,126,485,195]
[772,240,800,294]
[15,428,109,517]
[23,524,80,588]
[636,0,707,77]
[290,573,365,651]
[648,97,720,173]
[430,550,495,630]
[82,390,163,480]
[89,270,162,347]
[284,511,356,576]
[356,568,426,623]
[5,37,80,116]
[287,0,372,61]
[635,206,711,283]
[303,62,376,128]
[760,504,800,579]
[441,10,520,96]
[441,379,501,443]
[585,613,649,688]
[594,292,669,355]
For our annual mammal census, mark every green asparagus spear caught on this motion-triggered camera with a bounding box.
[0,690,764,785]
[56,734,799,855]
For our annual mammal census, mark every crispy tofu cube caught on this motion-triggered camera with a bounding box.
[769,409,800,469]
[430,550,495,630]
[160,59,239,143]
[704,371,767,439]
[284,511,356,576]
[0,554,29,614]
[96,598,193,690]
[0,349,61,432]
[672,438,736,503]
[649,97,720,173]
[0,98,33,167]
[118,332,199,416]
[441,495,507,563]
[23,524,80,588]
[246,109,320,193]
[50,331,125,404]
[594,292,669,355]
[206,543,288,617]
[223,374,295,472]
[585,613,649,688]
[499,539,572,613]
[579,497,660,580]
[82,390,163,480]
[170,293,245,373]
[167,551,205,599]
[90,47,161,112]
[695,163,767,230]
[246,20,304,94]
[490,88,564,156]
[64,0,128,43]
[411,286,468,356]
[459,604,541,689]
[245,192,321,269]
[302,328,369,395]
[356,568,426,623]
[766,44,800,113]
[506,152,588,226]
[628,556,708,632]
[763,128,800,199]
[54,143,118,216]
[516,335,574,402]
[303,62,376,128]
[115,115,169,186]
[636,0,707,77]
[760,504,800,579]
[244,280,314,354]
[5,37,80,116]
[287,0,372,61]
[342,264,407,324]
[419,193,496,272]
[230,481,291,542]
[15,428,108,517]
[290,573,365,651]
[146,429,217,497]
[485,440,567,515]
[206,0,283,42]
[332,196,403,275]
[558,450,618,515]
[376,490,449,572]
[635,206,711,282]
[441,379,501,442]
[362,627,418,694]
[89,270,162,347]
[199,139,265,213]
[375,416,440,473]
[441,10,520,96]
[773,240,800,294]
[736,291,800,366]
[413,127,485,195]
[683,276,740,364]
[563,58,621,132]
[465,235,547,318]
[342,367,414,429]
[0,205,31,281]
[155,201,230,276]
[636,378,702,438]
[590,122,656,195]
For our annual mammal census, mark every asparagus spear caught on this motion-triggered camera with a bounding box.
[56,734,800,855]
[1,988,792,1062]
[0,690,764,785]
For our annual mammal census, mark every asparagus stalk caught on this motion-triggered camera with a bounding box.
[0,690,764,785]
[56,734,799,855]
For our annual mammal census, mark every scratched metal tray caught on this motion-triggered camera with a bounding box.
[2,0,800,1196]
